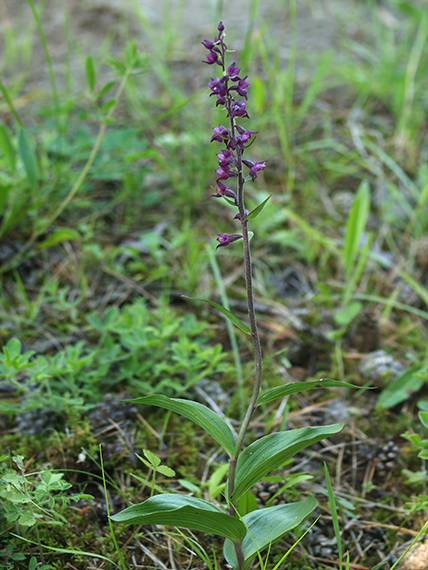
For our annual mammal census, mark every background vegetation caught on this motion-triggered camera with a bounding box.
[1,0,428,568]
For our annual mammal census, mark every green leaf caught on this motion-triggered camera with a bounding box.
[129,473,165,495]
[130,395,236,457]
[231,424,343,501]
[247,195,272,221]
[397,267,428,306]
[178,479,200,494]
[18,130,38,191]
[207,463,229,500]
[0,185,10,216]
[257,379,359,406]
[0,123,16,172]
[157,465,175,477]
[343,180,370,280]
[18,512,37,527]
[100,99,116,114]
[183,297,251,335]
[419,411,428,430]
[96,81,116,101]
[224,496,317,568]
[111,494,246,542]
[377,365,425,408]
[86,55,96,92]
[3,337,22,362]
[37,228,81,250]
[333,302,362,328]
[324,463,342,566]
[106,55,127,75]
[143,449,160,469]
[236,492,258,517]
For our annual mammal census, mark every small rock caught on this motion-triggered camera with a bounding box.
[399,538,428,570]
[359,350,404,383]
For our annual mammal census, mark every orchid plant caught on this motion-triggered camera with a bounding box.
[111,22,350,569]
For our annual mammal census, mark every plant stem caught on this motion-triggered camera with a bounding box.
[226,99,263,570]
[226,106,263,496]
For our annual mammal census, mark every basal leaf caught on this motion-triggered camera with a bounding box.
[246,194,271,221]
[183,297,251,335]
[131,394,236,457]
[257,379,360,406]
[232,424,343,501]
[111,494,246,542]
[224,496,317,568]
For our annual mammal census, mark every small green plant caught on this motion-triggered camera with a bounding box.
[0,454,90,533]
[131,450,176,497]
[401,408,428,487]
[111,22,356,569]
[0,301,231,426]
[0,544,55,570]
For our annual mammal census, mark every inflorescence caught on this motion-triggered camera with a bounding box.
[202,22,266,250]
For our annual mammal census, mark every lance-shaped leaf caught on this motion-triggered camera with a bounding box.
[257,379,361,406]
[37,228,81,250]
[111,494,246,542]
[344,180,370,281]
[131,395,236,457]
[246,194,271,221]
[86,55,96,92]
[183,296,251,335]
[231,424,343,502]
[224,496,317,568]
[18,130,38,192]
[0,123,16,173]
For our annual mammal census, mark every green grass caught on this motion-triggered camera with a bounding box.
[1,0,428,568]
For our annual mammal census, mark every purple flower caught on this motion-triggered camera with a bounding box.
[201,39,216,50]
[212,181,238,205]
[217,149,236,166]
[208,77,228,105]
[211,124,231,144]
[216,233,243,250]
[236,125,257,147]
[247,161,266,180]
[208,77,227,96]
[229,100,249,119]
[203,51,219,65]
[215,164,237,180]
[231,76,251,99]
[226,62,241,80]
